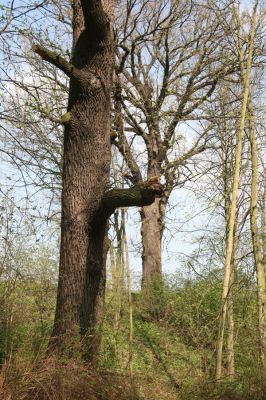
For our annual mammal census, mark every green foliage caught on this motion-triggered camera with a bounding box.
[1,357,136,400]
[0,269,263,399]
[100,272,263,399]
[0,243,57,364]
[0,280,56,361]
[179,371,266,400]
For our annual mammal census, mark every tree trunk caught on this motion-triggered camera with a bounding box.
[47,0,115,360]
[112,210,125,361]
[141,197,164,287]
[35,0,163,361]
[248,100,266,371]
[226,280,235,378]
[227,231,238,378]
[262,167,266,271]
[215,1,258,379]
[122,208,134,378]
[221,110,236,379]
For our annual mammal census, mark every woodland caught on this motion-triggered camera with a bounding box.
[0,0,265,399]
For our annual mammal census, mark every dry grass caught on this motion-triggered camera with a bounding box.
[2,356,265,400]
[0,356,137,400]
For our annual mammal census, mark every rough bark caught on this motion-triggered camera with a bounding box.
[140,154,168,287]
[141,198,164,286]
[35,0,162,361]
[50,0,115,360]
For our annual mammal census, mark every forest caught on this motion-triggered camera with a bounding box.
[0,0,265,399]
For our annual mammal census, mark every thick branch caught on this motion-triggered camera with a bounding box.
[34,44,104,88]
[33,45,80,80]
[100,180,163,219]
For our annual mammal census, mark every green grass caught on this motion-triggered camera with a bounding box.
[0,274,265,399]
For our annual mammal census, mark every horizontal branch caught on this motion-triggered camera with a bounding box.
[34,44,104,88]
[33,45,80,80]
[100,179,163,219]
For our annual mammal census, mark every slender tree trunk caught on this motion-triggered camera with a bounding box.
[122,208,134,378]
[226,277,235,378]
[113,210,124,332]
[248,100,266,370]
[215,1,258,380]
[222,116,237,379]
[262,167,266,271]
[227,231,238,378]
[109,243,116,291]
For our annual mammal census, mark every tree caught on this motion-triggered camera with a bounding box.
[34,0,162,360]
[213,87,240,379]
[215,0,258,380]
[1,0,239,291]
[248,99,266,370]
[113,0,240,286]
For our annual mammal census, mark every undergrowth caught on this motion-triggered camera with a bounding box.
[0,274,265,399]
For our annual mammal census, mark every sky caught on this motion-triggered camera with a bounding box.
[0,0,263,286]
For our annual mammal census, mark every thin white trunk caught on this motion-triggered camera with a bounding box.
[261,167,266,272]
[215,0,258,380]
[122,208,134,378]
[227,232,238,378]
[248,100,266,369]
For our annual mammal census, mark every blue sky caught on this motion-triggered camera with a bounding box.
[0,0,262,285]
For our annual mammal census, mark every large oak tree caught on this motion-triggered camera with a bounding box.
[34,0,161,360]
[113,0,240,285]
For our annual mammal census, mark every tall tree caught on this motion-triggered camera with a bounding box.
[1,0,239,291]
[34,0,162,360]
[215,0,258,380]
[218,88,239,379]
[113,0,239,286]
[248,99,266,370]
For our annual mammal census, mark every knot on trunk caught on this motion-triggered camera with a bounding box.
[148,176,163,197]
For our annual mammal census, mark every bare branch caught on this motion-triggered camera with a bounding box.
[33,45,79,80]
